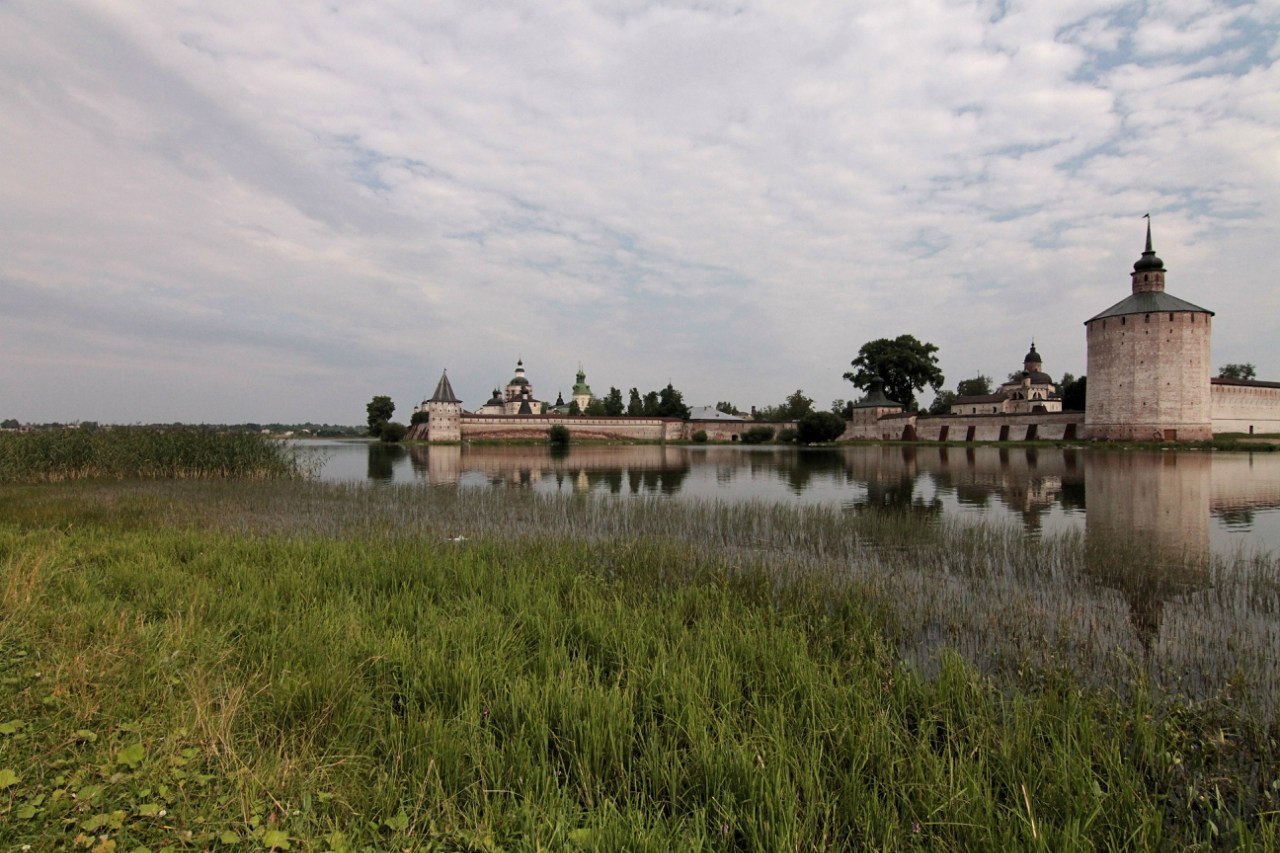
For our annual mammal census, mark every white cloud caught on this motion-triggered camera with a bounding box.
[1,0,1277,422]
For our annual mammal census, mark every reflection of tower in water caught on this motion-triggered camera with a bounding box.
[1084,452,1211,653]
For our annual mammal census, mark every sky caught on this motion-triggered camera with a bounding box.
[2,0,1278,425]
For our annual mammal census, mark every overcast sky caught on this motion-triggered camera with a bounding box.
[3,0,1277,424]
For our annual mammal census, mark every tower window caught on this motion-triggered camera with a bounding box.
[1145,314,1150,323]
[1121,317,1126,326]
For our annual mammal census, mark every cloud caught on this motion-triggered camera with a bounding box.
[1,0,1277,422]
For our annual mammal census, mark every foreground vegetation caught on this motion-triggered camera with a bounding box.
[0,427,300,482]
[2,481,1279,850]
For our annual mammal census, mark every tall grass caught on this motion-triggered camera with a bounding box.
[2,480,1278,849]
[0,427,300,482]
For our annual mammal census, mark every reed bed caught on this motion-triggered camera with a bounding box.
[2,480,1278,849]
[0,427,300,482]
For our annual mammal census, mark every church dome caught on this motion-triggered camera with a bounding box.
[1023,343,1041,365]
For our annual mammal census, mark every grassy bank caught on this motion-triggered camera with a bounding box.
[2,482,1279,850]
[0,427,300,482]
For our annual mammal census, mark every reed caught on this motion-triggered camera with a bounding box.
[0,427,300,482]
[1,480,1278,849]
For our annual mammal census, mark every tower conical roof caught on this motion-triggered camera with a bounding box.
[429,370,462,403]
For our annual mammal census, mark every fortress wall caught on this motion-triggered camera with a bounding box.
[685,419,796,441]
[914,412,1084,442]
[1211,382,1280,435]
[459,415,682,442]
[841,412,1083,442]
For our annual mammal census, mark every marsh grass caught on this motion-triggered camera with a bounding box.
[0,427,300,482]
[2,480,1279,849]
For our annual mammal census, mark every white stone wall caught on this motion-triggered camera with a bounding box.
[1210,382,1280,434]
[1086,311,1212,441]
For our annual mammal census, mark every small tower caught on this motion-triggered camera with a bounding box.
[571,366,593,412]
[426,370,463,442]
[1084,219,1214,441]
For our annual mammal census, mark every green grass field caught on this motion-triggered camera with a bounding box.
[2,465,1278,849]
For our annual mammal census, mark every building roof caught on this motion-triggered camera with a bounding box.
[954,393,1006,404]
[687,406,746,421]
[1086,290,1214,322]
[1023,342,1041,364]
[1004,370,1055,385]
[429,370,462,403]
[852,383,902,409]
[1211,377,1280,389]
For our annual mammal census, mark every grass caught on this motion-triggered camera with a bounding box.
[2,480,1279,849]
[0,427,301,482]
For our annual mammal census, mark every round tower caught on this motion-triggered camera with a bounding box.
[1084,220,1214,441]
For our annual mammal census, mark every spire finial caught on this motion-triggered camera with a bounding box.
[1143,213,1152,253]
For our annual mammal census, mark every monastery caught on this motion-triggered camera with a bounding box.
[407,225,1280,443]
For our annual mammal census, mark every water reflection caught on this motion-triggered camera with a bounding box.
[313,441,1280,558]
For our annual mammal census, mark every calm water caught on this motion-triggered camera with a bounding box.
[300,441,1280,558]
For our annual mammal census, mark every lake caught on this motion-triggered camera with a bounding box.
[301,440,1280,558]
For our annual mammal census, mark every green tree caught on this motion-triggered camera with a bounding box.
[740,425,775,444]
[366,395,395,437]
[627,388,644,416]
[547,424,570,446]
[603,387,625,416]
[1,418,20,430]
[568,400,583,416]
[715,401,740,416]
[796,411,846,443]
[410,410,429,425]
[956,375,994,397]
[586,398,608,416]
[691,430,708,443]
[642,391,660,416]
[928,391,957,415]
[830,400,854,419]
[1060,374,1087,411]
[1219,363,1257,380]
[657,383,691,419]
[379,421,407,443]
[844,335,944,412]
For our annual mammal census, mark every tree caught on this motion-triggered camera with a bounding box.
[366,395,395,437]
[715,401,741,416]
[642,391,660,416]
[830,400,854,419]
[796,411,846,443]
[755,389,815,422]
[410,410,429,425]
[603,388,625,416]
[1060,374,1087,411]
[627,388,644,416]
[741,425,775,444]
[928,391,957,415]
[844,335,944,412]
[1,418,19,430]
[568,400,582,416]
[379,421,407,443]
[956,375,994,397]
[547,424,570,446]
[1219,363,1257,381]
[657,383,691,419]
[585,398,608,416]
